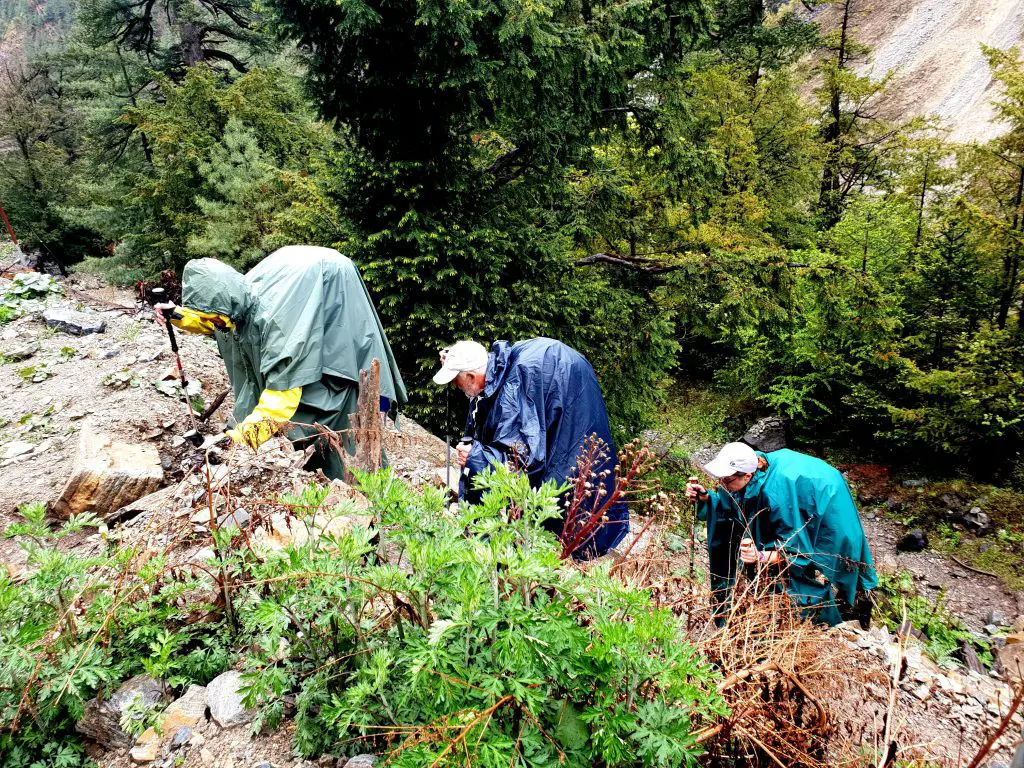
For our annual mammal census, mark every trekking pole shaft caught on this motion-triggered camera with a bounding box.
[687,476,698,631]
[162,309,199,431]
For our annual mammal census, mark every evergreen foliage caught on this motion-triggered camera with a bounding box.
[1,0,1023,474]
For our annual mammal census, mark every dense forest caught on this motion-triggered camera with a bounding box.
[1,0,1023,485]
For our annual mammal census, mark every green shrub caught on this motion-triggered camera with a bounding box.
[235,467,726,765]
[1,469,724,767]
[873,571,992,668]
[0,504,230,768]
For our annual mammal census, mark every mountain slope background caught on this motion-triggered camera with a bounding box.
[813,0,1024,142]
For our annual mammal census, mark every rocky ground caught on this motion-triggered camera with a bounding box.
[1,272,1022,767]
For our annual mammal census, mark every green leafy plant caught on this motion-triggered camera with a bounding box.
[59,346,77,361]
[0,503,230,767]
[235,467,726,765]
[3,273,62,300]
[16,363,51,383]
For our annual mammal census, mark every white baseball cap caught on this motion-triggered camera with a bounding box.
[704,442,758,477]
[432,340,489,385]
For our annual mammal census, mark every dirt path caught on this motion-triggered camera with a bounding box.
[864,513,1024,631]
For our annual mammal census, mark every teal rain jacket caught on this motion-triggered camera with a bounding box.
[182,246,407,479]
[699,448,877,626]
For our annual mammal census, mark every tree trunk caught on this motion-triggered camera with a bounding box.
[997,164,1024,329]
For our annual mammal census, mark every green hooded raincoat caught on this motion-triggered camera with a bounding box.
[182,246,407,479]
[699,448,877,626]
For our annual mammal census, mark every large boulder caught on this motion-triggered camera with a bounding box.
[42,307,106,335]
[742,416,787,453]
[75,675,170,749]
[53,423,163,519]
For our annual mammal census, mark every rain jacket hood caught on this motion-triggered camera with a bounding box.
[182,258,251,321]
[462,338,628,558]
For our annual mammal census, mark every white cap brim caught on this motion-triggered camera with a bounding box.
[704,457,736,478]
[432,367,459,385]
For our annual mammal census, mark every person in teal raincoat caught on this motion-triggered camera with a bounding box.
[686,442,877,626]
[155,246,407,480]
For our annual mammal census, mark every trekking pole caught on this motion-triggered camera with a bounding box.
[687,476,699,632]
[445,386,452,494]
[154,292,202,447]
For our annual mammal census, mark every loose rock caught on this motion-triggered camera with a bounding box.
[129,728,161,764]
[75,675,170,749]
[42,307,106,335]
[206,670,254,728]
[960,507,993,536]
[52,423,163,519]
[897,529,928,553]
[169,726,193,750]
[343,757,377,768]
[742,416,787,453]
[2,341,40,360]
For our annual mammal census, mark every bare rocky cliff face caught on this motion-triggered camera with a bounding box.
[813,0,1024,142]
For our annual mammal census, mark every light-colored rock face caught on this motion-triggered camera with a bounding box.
[997,632,1024,681]
[206,670,254,728]
[53,423,163,519]
[816,0,1024,142]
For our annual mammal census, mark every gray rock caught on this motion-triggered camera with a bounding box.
[897,529,928,553]
[318,757,337,768]
[960,507,993,536]
[980,542,994,554]
[742,416,787,453]
[170,726,193,750]
[986,609,1006,627]
[75,675,170,749]
[167,683,208,722]
[2,341,40,361]
[343,757,377,768]
[206,670,253,728]
[940,492,964,511]
[901,478,930,488]
[1011,743,1024,768]
[42,308,106,335]
[217,506,250,529]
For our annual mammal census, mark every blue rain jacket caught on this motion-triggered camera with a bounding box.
[700,449,877,626]
[460,338,629,557]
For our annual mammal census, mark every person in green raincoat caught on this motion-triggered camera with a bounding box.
[685,442,877,627]
[154,245,407,480]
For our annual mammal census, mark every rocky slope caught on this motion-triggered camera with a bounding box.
[813,0,1024,142]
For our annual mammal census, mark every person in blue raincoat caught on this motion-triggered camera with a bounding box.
[686,442,877,626]
[432,338,629,558]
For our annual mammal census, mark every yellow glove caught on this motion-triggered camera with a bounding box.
[226,387,302,449]
[172,307,235,335]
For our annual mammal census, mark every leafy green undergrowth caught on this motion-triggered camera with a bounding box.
[1,467,726,768]
[652,385,749,462]
[872,571,993,669]
[1,503,230,768]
